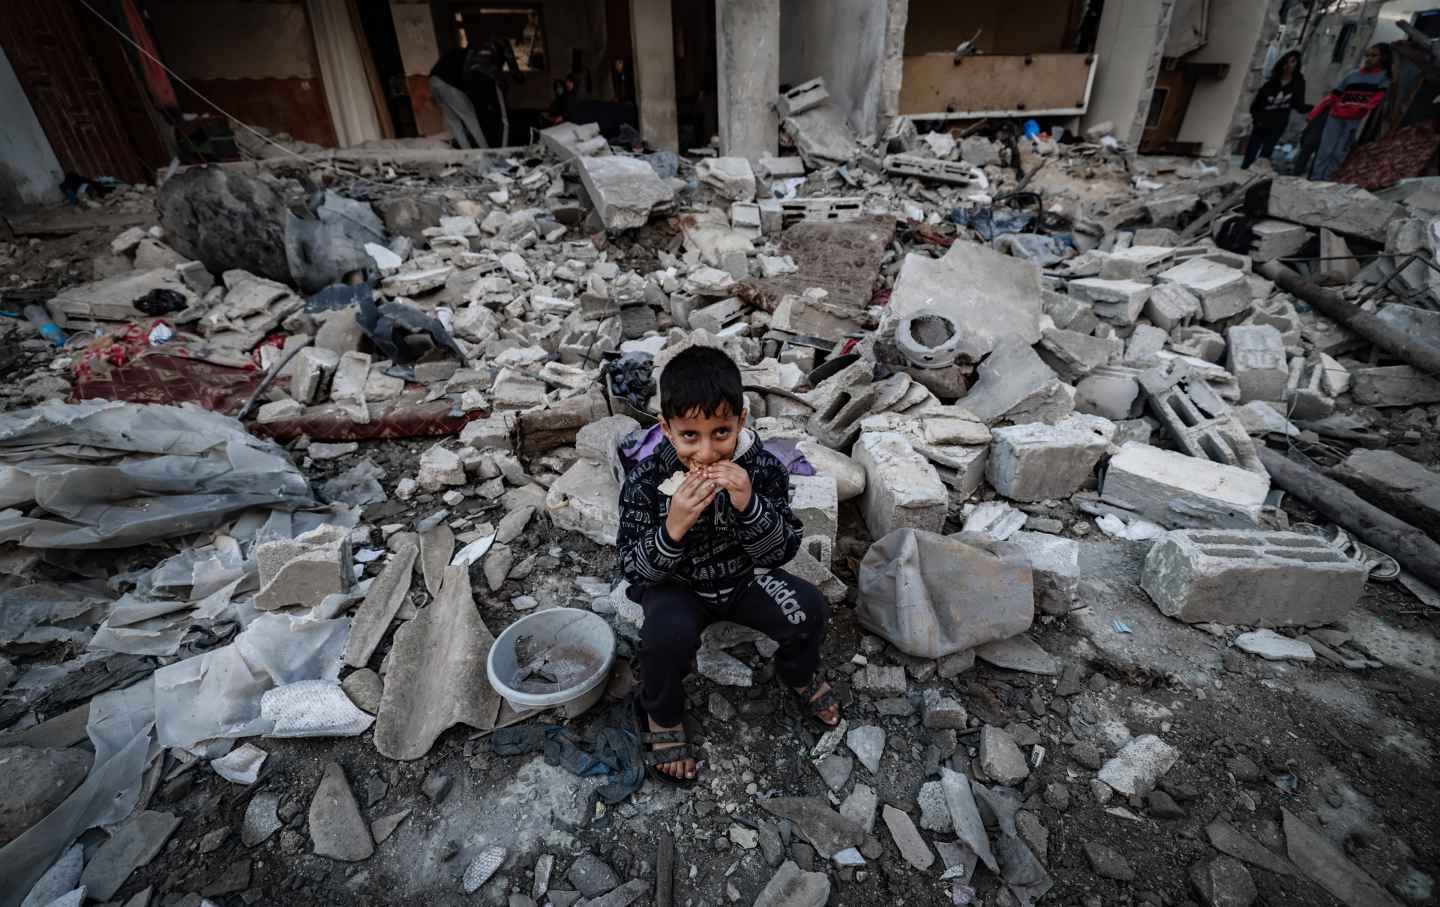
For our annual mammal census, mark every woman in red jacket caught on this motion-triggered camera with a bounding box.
[1308,44,1392,181]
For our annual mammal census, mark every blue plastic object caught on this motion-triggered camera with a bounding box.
[1023,119,1041,139]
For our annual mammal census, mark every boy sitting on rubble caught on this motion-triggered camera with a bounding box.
[617,345,839,784]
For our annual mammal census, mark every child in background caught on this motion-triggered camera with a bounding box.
[616,346,839,784]
[1309,44,1392,181]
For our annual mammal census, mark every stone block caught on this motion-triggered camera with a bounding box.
[1144,284,1202,331]
[774,78,829,117]
[1282,356,1334,420]
[1099,245,1175,280]
[1225,325,1288,402]
[1038,328,1122,382]
[1144,193,1199,228]
[577,155,675,230]
[257,399,302,423]
[1248,219,1310,261]
[790,474,839,566]
[690,296,746,334]
[460,413,514,451]
[1170,325,1227,363]
[1141,529,1368,626]
[331,352,371,405]
[985,415,1115,502]
[1157,259,1251,322]
[491,369,549,410]
[1242,294,1302,351]
[853,432,948,539]
[960,338,1073,425]
[417,444,466,492]
[1266,177,1402,243]
[1002,531,1081,615]
[546,460,622,545]
[1068,278,1151,325]
[695,156,757,202]
[1139,360,1264,474]
[889,244,1044,363]
[1124,325,1169,367]
[1075,365,1144,420]
[290,348,340,404]
[254,525,352,611]
[1101,443,1270,529]
[884,154,981,186]
[1350,365,1440,406]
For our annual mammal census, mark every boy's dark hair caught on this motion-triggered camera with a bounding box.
[659,346,744,421]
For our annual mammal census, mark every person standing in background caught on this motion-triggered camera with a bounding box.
[1308,44,1392,181]
[1243,50,1307,169]
[469,37,525,148]
[429,47,487,149]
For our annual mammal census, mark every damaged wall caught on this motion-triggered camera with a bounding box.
[148,0,338,147]
[779,0,889,137]
[1081,0,1177,148]
[0,46,63,210]
[1174,0,1284,156]
[901,0,1080,55]
[390,0,608,141]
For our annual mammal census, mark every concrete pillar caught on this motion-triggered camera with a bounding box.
[1081,0,1178,150]
[0,47,63,210]
[716,0,779,160]
[630,0,678,151]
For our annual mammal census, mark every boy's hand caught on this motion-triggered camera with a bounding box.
[704,462,752,513]
[665,472,716,542]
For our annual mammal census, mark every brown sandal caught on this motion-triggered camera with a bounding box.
[631,696,698,787]
[793,678,841,727]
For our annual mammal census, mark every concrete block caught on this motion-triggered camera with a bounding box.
[1144,193,1199,228]
[928,444,988,498]
[1169,325,1226,363]
[773,77,829,117]
[1225,325,1287,403]
[1099,245,1175,280]
[1139,360,1264,474]
[985,415,1115,502]
[460,413,514,451]
[1002,531,1081,615]
[1282,356,1334,420]
[1068,279,1152,325]
[254,525,352,611]
[1075,365,1144,420]
[1038,328,1122,382]
[1143,284,1202,332]
[1242,295,1302,351]
[1101,443,1270,529]
[889,243,1044,363]
[1156,259,1251,322]
[1351,365,1440,406]
[1141,529,1368,626]
[417,444,466,492]
[883,154,980,186]
[1133,228,1180,246]
[331,352,371,405]
[695,157,757,201]
[546,460,622,545]
[796,440,866,501]
[853,432,948,539]
[257,399,303,423]
[690,296,746,334]
[1248,219,1310,261]
[791,474,839,566]
[1124,325,1169,367]
[960,338,1072,425]
[491,369,549,410]
[577,155,675,230]
[1266,177,1402,244]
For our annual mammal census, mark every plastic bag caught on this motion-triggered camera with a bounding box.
[855,529,1034,659]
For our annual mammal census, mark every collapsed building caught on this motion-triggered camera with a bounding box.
[1,2,1440,907]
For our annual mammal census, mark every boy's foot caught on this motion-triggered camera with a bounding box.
[794,680,841,726]
[647,716,697,780]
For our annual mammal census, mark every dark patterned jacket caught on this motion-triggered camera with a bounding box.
[617,431,802,606]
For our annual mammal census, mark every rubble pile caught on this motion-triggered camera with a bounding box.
[0,79,1438,907]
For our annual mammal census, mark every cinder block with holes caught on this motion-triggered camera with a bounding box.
[883,154,979,186]
[1139,361,1264,474]
[1140,529,1368,626]
[790,474,839,567]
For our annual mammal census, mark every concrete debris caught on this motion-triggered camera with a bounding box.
[577,156,675,230]
[974,635,1059,676]
[986,415,1114,501]
[1233,629,1315,662]
[882,805,933,871]
[254,525,352,612]
[308,762,373,861]
[890,243,1044,362]
[979,725,1030,785]
[1097,735,1179,797]
[1141,529,1367,627]
[845,725,884,774]
[79,810,182,901]
[1284,808,1404,907]
[853,432,948,538]
[1101,443,1271,529]
[1266,177,1402,244]
[753,861,829,907]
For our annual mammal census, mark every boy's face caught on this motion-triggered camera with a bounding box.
[661,404,745,471]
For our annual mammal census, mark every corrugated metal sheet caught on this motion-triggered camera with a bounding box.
[0,0,152,183]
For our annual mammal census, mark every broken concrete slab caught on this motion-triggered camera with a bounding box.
[1266,177,1402,244]
[1234,629,1315,662]
[0,746,92,847]
[974,635,1059,676]
[961,338,1074,425]
[241,792,282,847]
[546,460,622,546]
[889,242,1044,363]
[1038,328,1123,382]
[882,805,934,871]
[1002,531,1081,615]
[1283,808,1403,907]
[1350,365,1440,406]
[344,534,419,668]
[1145,283,1202,331]
[1101,443,1270,529]
[758,797,864,859]
[79,810,182,901]
[979,726,1030,785]
[986,415,1114,502]
[373,566,499,760]
[1141,529,1367,627]
[309,762,373,862]
[695,157,757,201]
[577,156,675,230]
[1068,278,1151,325]
[254,525,352,611]
[845,725,884,775]
[940,767,998,873]
[1097,735,1179,797]
[1157,258,1252,321]
[1205,819,1297,877]
[753,860,830,907]
[853,432,948,539]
